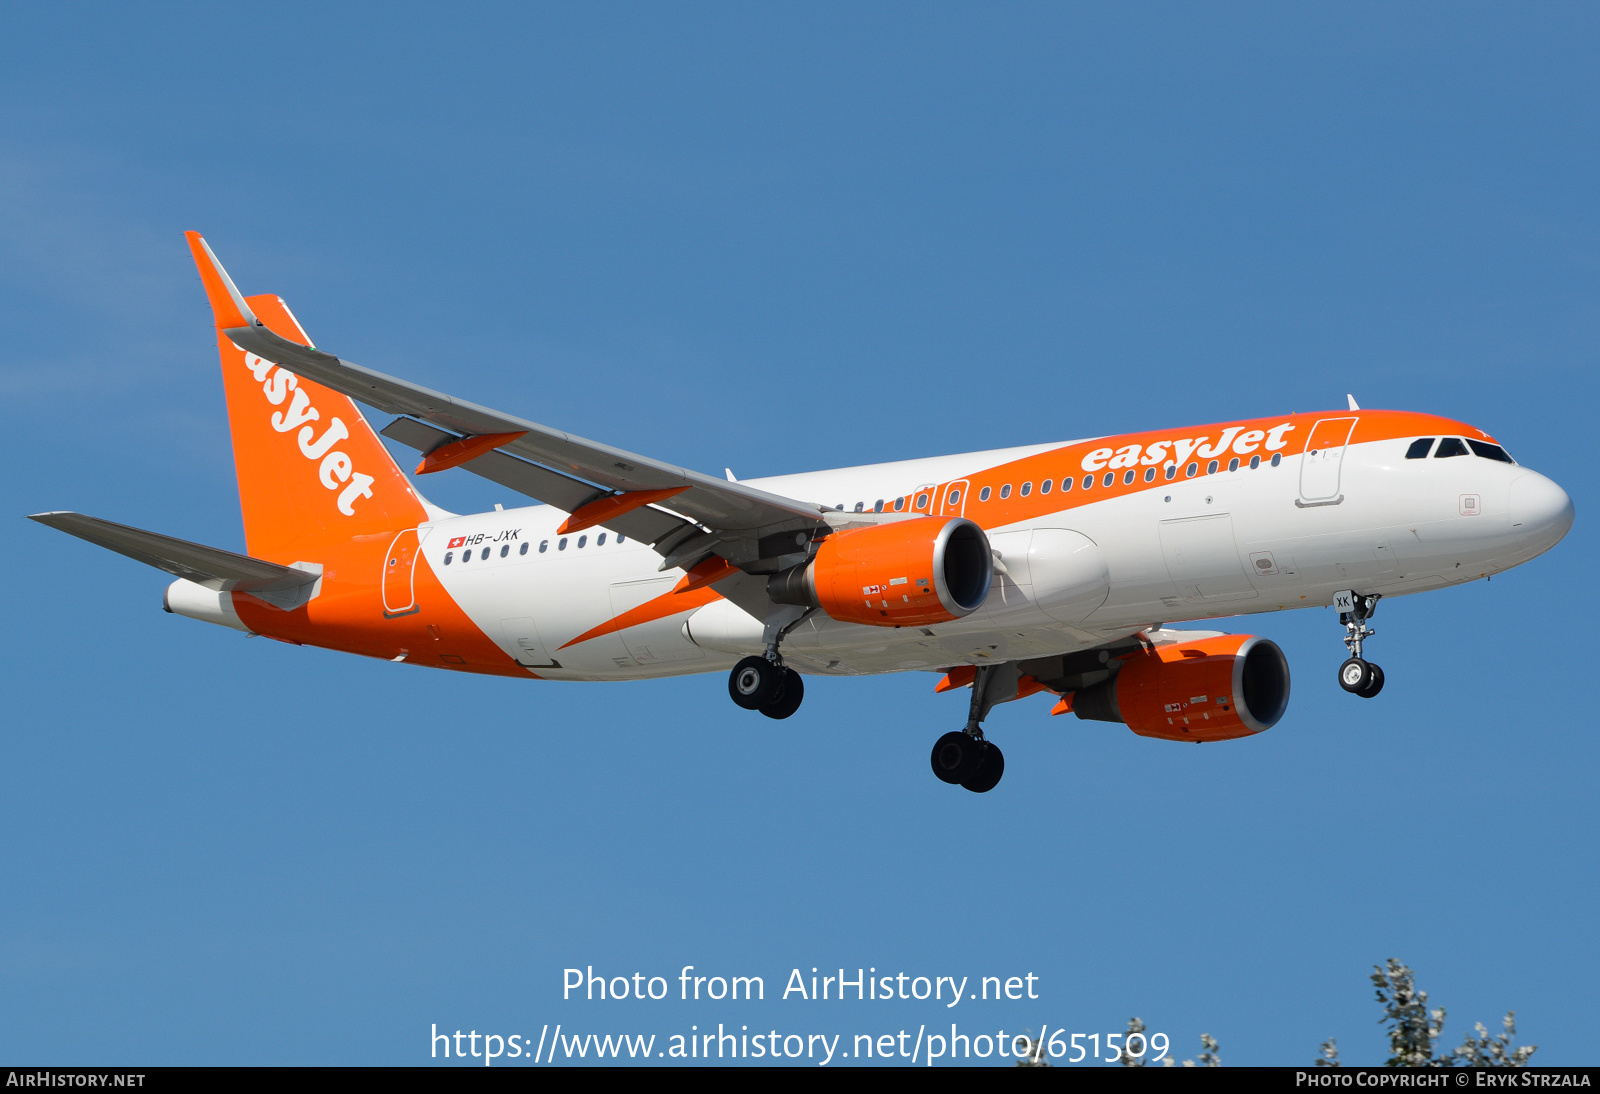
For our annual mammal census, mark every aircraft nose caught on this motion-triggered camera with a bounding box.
[1509,471,1574,547]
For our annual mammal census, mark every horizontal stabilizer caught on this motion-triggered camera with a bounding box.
[28,512,320,610]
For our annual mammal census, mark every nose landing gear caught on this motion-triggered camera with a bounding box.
[1334,590,1384,698]
[929,662,1008,793]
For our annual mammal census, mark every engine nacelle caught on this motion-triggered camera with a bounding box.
[768,516,992,627]
[1073,634,1290,741]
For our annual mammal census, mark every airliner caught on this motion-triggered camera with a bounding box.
[29,234,1575,792]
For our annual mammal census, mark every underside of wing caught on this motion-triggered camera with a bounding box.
[28,512,319,602]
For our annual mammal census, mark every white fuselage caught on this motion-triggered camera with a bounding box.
[419,430,1572,682]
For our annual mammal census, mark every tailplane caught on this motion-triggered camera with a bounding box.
[185,232,428,562]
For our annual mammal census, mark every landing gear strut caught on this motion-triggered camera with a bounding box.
[1334,590,1384,698]
[930,662,1007,793]
[727,607,814,719]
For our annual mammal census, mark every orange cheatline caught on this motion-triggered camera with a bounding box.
[557,486,690,535]
[415,431,528,475]
[671,555,738,594]
[934,665,977,693]
[558,584,722,651]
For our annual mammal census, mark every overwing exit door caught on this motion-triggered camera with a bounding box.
[940,480,969,517]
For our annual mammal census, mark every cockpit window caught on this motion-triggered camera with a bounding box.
[1406,438,1435,459]
[1434,437,1469,458]
[1468,439,1515,464]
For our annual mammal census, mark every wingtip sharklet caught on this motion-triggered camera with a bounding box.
[185,231,260,331]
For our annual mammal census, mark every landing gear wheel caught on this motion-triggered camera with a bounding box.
[1338,657,1373,694]
[760,669,804,719]
[729,656,784,710]
[961,742,1004,793]
[1357,662,1384,698]
[930,731,986,785]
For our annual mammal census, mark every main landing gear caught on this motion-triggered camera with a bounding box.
[1334,590,1384,698]
[930,663,1007,793]
[728,655,804,719]
[727,608,813,720]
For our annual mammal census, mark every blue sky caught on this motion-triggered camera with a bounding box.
[2,3,1595,1066]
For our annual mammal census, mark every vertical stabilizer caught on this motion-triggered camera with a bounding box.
[187,233,426,562]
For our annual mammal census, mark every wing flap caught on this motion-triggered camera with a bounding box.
[379,417,692,545]
[221,319,827,538]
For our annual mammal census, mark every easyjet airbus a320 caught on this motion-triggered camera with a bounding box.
[31,235,1575,792]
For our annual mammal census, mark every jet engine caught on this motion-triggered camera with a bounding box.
[1072,634,1290,741]
[768,516,992,627]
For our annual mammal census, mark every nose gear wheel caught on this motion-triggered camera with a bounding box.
[1335,591,1385,700]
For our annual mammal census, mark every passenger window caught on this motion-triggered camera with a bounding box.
[444,551,453,565]
[894,497,905,511]
[1207,460,1219,475]
[1144,467,1156,482]
[915,493,929,508]
[874,500,885,513]
[999,484,1011,499]
[1039,479,1051,495]
[520,542,529,555]
[1406,438,1436,459]
[539,540,548,553]
[578,535,587,548]
[1165,464,1176,480]
[460,550,470,564]
[558,537,568,550]
[500,544,509,557]
[1271,453,1281,467]
[979,486,992,501]
[948,489,961,504]
[1228,457,1239,472]
[617,535,626,543]
[1186,462,1199,478]
[1468,439,1515,463]
[1059,477,1071,492]
[1122,469,1135,485]
[1434,437,1469,458]
[1082,475,1094,490]
[1102,472,1115,487]
[854,502,864,513]
[1249,455,1260,470]
[597,533,607,545]
[481,547,490,560]
[1020,482,1031,497]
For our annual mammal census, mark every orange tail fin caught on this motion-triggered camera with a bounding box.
[186,233,427,562]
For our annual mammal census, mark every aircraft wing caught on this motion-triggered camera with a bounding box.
[28,512,319,598]
[187,232,834,571]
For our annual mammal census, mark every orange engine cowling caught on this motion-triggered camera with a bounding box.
[768,516,993,627]
[1072,634,1290,741]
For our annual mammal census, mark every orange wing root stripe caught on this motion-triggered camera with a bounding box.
[558,486,691,535]
[416,431,528,475]
[671,555,738,594]
[558,585,722,651]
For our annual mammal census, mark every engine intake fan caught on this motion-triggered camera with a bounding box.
[1073,634,1290,741]
[769,516,992,627]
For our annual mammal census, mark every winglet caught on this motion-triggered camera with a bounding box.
[185,231,259,331]
[1347,393,1360,411]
